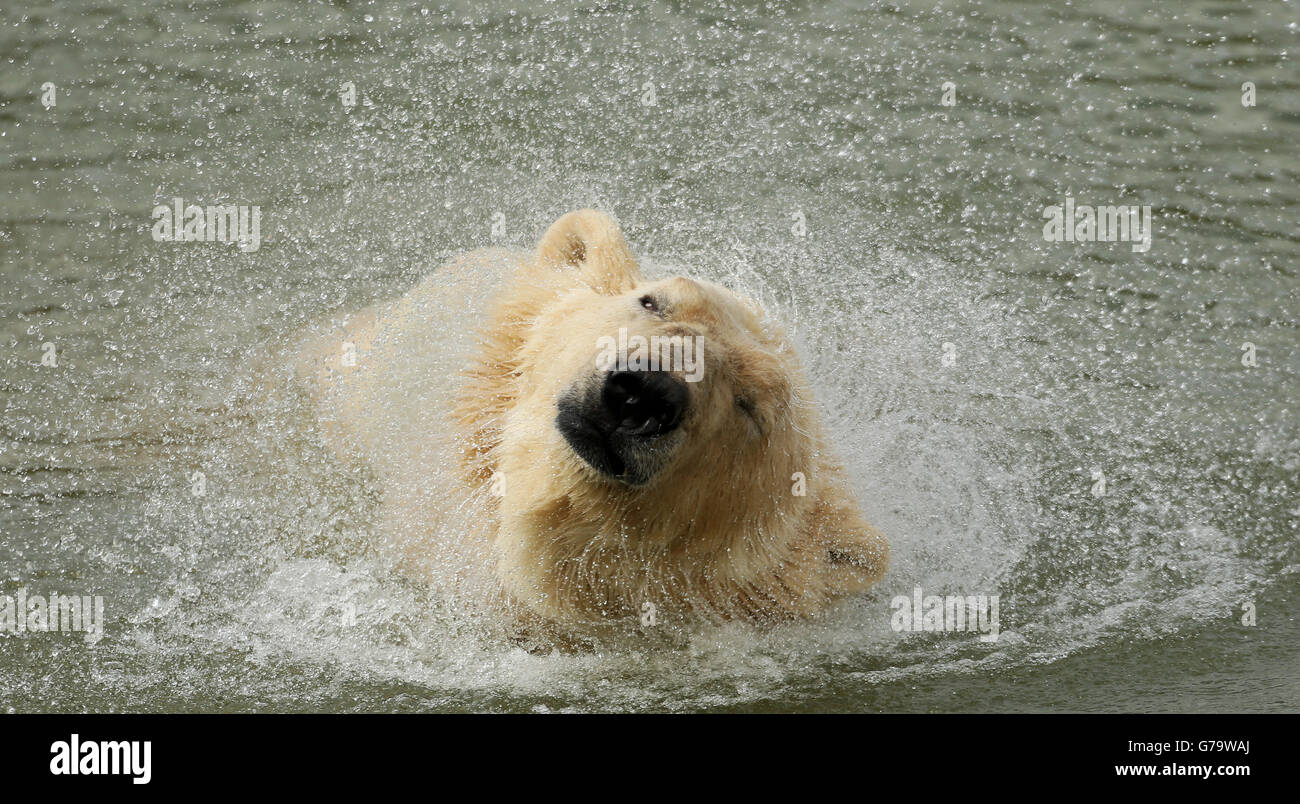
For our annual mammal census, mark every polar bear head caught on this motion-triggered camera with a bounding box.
[453,210,880,621]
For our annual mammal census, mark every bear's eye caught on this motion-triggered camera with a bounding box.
[639,295,660,314]
[736,397,764,436]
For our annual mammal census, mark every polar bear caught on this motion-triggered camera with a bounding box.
[293,210,887,631]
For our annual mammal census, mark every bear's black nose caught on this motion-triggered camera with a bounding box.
[602,371,687,438]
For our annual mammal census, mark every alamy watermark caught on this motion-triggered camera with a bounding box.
[595,327,705,382]
[151,196,261,252]
[50,734,150,784]
[1042,196,1152,253]
[891,586,1000,642]
[1,588,104,643]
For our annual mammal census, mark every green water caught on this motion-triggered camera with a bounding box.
[1,0,1296,712]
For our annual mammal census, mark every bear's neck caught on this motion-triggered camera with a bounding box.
[497,483,815,622]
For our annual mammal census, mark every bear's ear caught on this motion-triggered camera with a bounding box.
[536,209,641,295]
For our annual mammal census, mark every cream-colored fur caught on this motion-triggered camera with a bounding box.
[293,210,887,630]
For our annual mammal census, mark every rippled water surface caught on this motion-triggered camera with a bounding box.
[1,0,1297,712]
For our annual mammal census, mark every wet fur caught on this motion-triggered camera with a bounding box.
[294,210,888,631]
